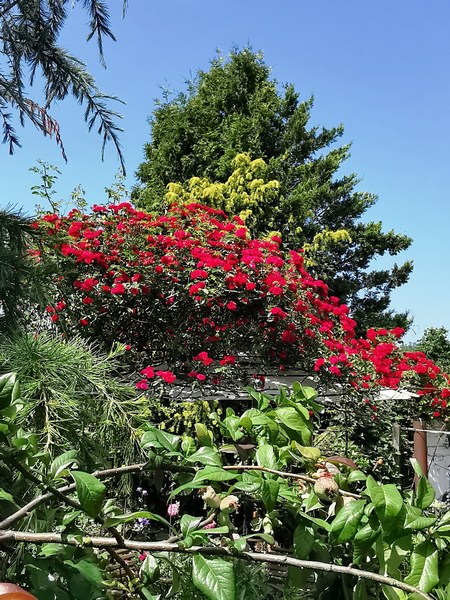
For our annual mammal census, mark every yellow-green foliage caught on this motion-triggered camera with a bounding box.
[303,229,352,269]
[148,397,221,435]
[166,153,280,233]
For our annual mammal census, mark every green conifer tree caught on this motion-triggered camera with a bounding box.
[135,48,412,333]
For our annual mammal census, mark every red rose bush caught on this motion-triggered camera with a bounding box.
[36,201,450,419]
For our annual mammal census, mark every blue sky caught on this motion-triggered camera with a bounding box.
[1,0,449,343]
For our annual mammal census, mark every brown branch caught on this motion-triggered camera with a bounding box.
[9,459,147,600]
[0,531,434,600]
[0,459,359,532]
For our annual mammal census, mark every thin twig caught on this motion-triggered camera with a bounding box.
[222,465,360,498]
[0,531,434,600]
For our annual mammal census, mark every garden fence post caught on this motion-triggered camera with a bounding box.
[412,419,428,484]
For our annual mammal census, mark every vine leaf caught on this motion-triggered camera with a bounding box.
[71,471,106,518]
[192,555,236,600]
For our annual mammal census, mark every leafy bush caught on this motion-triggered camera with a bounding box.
[35,201,450,424]
[1,378,449,600]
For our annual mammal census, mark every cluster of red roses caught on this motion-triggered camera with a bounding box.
[36,201,450,418]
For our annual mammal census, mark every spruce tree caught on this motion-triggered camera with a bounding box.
[135,48,412,333]
[0,0,125,169]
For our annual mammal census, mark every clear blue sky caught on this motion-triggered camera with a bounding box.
[1,0,449,343]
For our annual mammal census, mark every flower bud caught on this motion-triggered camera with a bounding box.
[201,486,221,508]
[219,495,239,513]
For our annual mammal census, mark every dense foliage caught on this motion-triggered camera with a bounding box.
[0,0,125,168]
[1,377,449,600]
[135,48,413,333]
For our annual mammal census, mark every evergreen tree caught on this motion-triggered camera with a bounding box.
[411,327,450,373]
[135,48,413,333]
[0,0,125,169]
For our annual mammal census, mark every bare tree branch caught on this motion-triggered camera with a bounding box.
[0,531,435,600]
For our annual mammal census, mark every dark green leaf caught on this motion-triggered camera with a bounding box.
[330,499,366,543]
[275,407,309,431]
[193,466,239,483]
[366,476,403,522]
[404,541,439,592]
[71,471,106,518]
[192,555,236,600]
[186,447,222,467]
[256,444,278,470]
[180,514,203,537]
[293,524,315,559]
[0,373,19,410]
[104,510,171,529]
[416,476,435,510]
[50,450,78,479]
[261,478,279,512]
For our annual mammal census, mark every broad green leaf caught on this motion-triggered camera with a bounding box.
[366,476,403,522]
[50,450,78,479]
[261,478,279,512]
[404,541,440,592]
[141,427,180,452]
[354,522,380,546]
[180,514,203,537]
[40,543,66,557]
[293,524,315,559]
[404,505,436,530]
[330,499,366,543]
[300,511,331,532]
[0,488,16,504]
[233,479,261,493]
[0,373,19,410]
[288,565,309,588]
[140,554,160,585]
[192,555,235,600]
[256,444,278,470]
[348,470,367,483]
[416,476,435,510]
[193,466,238,483]
[71,471,106,518]
[181,436,196,456]
[381,585,407,600]
[168,481,204,500]
[275,407,309,431]
[186,447,222,467]
[239,416,252,430]
[410,458,425,477]
[294,444,321,461]
[354,581,370,600]
[141,588,161,600]
[104,510,170,529]
[64,559,104,586]
[383,536,412,579]
[195,423,213,447]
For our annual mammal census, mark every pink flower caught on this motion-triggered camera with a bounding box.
[167,502,180,517]
[141,366,155,379]
[227,301,237,311]
[203,521,217,529]
[139,552,147,561]
[136,379,149,390]
[156,370,176,384]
